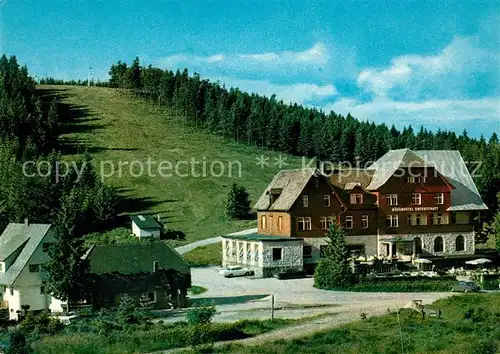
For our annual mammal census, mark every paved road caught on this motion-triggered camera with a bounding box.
[174,228,257,255]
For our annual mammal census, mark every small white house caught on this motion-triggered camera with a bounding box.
[131,215,162,239]
[0,221,66,320]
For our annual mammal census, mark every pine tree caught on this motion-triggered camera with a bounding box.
[44,191,90,311]
[314,223,353,289]
[225,183,250,220]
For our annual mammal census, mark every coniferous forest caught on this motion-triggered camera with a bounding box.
[104,57,500,219]
[0,55,118,235]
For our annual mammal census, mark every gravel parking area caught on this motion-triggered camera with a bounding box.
[184,267,451,322]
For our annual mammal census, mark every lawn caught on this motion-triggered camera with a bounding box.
[30,318,298,354]
[210,293,500,354]
[41,85,304,244]
[183,243,222,266]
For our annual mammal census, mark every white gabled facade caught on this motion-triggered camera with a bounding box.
[0,223,66,320]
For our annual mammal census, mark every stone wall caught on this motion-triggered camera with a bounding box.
[222,238,303,277]
[261,240,303,274]
[378,231,475,256]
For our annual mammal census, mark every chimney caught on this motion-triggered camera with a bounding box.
[24,218,29,227]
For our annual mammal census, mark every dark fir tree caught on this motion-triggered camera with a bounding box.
[314,223,353,289]
[225,183,251,220]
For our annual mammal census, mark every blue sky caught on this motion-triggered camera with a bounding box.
[1,0,499,137]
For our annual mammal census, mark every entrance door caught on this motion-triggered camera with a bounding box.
[391,244,397,257]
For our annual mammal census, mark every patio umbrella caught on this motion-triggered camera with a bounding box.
[466,258,492,265]
[414,258,432,264]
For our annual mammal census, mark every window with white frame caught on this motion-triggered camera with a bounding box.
[324,194,331,207]
[386,214,398,227]
[411,193,421,205]
[417,176,427,183]
[408,213,426,226]
[261,215,267,229]
[434,193,444,205]
[269,215,273,230]
[277,216,283,231]
[361,215,369,228]
[345,216,353,229]
[431,212,448,225]
[386,194,398,206]
[302,195,309,207]
[320,217,328,230]
[407,176,415,183]
[297,217,312,231]
[144,291,157,303]
[350,193,363,204]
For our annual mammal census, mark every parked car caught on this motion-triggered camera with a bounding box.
[219,266,254,278]
[451,281,480,293]
[274,269,307,279]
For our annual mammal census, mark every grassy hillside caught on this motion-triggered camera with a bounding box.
[212,293,500,354]
[41,85,304,243]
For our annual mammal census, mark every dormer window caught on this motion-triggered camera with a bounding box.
[302,195,309,208]
[350,194,363,204]
[324,194,331,207]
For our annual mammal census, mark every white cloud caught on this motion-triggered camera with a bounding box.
[324,96,500,128]
[357,35,499,99]
[238,42,329,65]
[217,77,337,105]
[156,41,357,83]
[160,42,329,70]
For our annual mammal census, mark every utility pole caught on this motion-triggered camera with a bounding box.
[271,293,275,321]
[88,66,92,87]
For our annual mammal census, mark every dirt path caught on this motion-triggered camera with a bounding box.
[157,305,394,354]
[174,228,257,255]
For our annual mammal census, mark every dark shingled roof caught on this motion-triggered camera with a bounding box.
[84,243,190,275]
[253,168,317,211]
[222,233,302,242]
[130,214,161,229]
[329,169,374,190]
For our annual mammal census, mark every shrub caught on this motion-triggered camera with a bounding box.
[19,311,64,335]
[116,294,136,324]
[186,305,216,325]
[465,339,498,354]
[6,329,31,354]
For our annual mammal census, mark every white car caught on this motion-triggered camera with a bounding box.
[219,266,253,278]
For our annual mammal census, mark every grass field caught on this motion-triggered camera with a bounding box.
[42,85,305,244]
[183,243,222,266]
[211,293,500,354]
